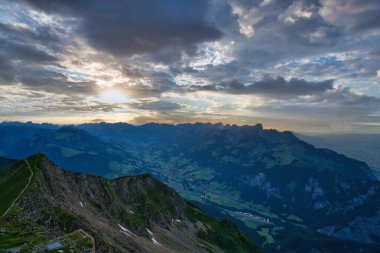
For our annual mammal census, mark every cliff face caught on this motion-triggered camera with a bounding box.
[0,154,259,253]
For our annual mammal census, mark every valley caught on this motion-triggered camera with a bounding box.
[1,122,380,252]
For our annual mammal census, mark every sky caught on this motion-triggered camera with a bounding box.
[0,0,379,133]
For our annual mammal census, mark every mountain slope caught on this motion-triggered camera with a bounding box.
[0,156,16,169]
[2,126,143,177]
[78,122,376,180]
[297,133,380,179]
[0,154,259,253]
[0,122,57,157]
[1,122,379,252]
[77,122,380,252]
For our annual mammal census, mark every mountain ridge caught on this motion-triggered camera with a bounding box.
[0,153,259,253]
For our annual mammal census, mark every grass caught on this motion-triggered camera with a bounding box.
[0,215,47,249]
[0,155,48,249]
[185,204,259,253]
[286,214,303,223]
[257,228,274,246]
[54,229,93,252]
[242,220,261,230]
[197,239,224,253]
[0,157,15,169]
[119,206,149,230]
[46,144,83,157]
[0,162,31,216]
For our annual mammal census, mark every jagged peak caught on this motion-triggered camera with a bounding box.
[26,152,49,161]
[254,123,264,130]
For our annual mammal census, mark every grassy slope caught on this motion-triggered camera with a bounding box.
[0,214,47,249]
[0,157,16,169]
[185,204,260,253]
[0,155,47,249]
[0,161,32,215]
[0,154,42,216]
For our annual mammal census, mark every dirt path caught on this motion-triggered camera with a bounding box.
[2,159,34,217]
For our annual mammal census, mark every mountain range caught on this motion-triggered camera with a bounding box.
[0,121,379,252]
[0,153,258,253]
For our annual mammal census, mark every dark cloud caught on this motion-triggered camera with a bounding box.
[169,66,200,76]
[0,50,95,95]
[0,38,57,85]
[192,76,334,97]
[309,87,380,111]
[18,68,97,95]
[0,21,97,95]
[0,31,58,66]
[19,0,222,62]
[0,22,61,46]
[129,101,184,112]
[320,0,380,32]
[227,0,378,77]
[251,87,380,121]
[233,16,342,70]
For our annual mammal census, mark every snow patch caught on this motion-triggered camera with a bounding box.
[79,201,84,207]
[146,228,153,236]
[118,224,135,237]
[120,230,131,237]
[152,237,161,245]
[146,228,162,246]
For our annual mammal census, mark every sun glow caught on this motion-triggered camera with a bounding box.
[95,89,130,104]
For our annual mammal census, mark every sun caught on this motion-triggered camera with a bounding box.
[96,88,130,104]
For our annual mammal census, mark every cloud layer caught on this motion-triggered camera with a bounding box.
[192,77,334,97]
[19,0,222,62]
[0,0,379,133]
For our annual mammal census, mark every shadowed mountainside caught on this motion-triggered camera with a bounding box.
[0,153,259,253]
[297,133,380,179]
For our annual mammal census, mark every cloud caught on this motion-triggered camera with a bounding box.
[0,19,99,96]
[192,76,334,97]
[129,100,184,112]
[308,86,380,113]
[0,0,380,132]
[115,68,183,98]
[19,69,97,95]
[0,37,57,65]
[320,0,380,32]
[278,1,316,24]
[0,21,61,46]
[250,87,380,121]
[19,0,223,63]
[0,22,59,85]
